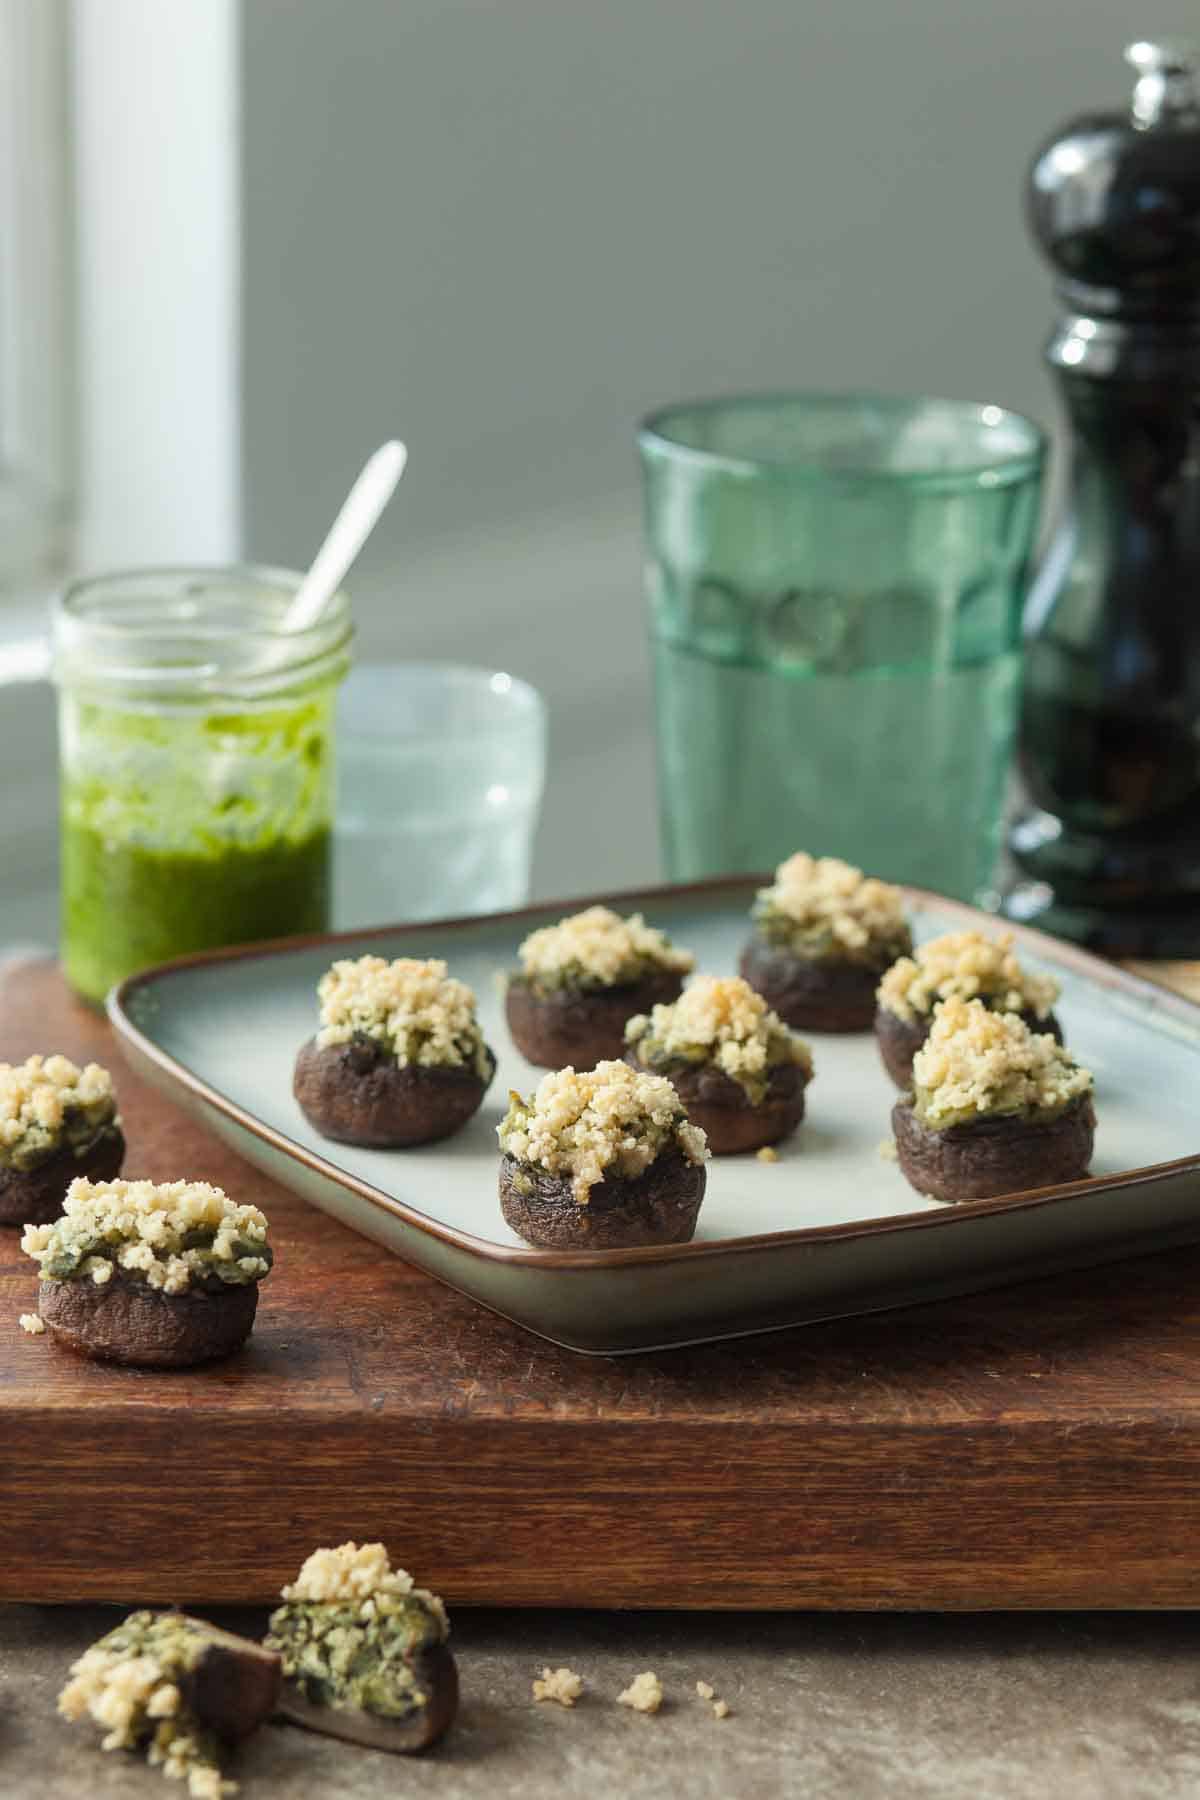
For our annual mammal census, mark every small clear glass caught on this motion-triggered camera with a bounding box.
[53,566,352,1003]
[333,663,546,929]
[639,393,1046,901]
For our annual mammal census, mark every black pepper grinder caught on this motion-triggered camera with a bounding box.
[1005,40,1200,954]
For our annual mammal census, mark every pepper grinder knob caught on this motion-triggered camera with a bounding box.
[1125,37,1200,127]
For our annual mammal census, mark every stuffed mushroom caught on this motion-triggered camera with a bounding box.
[294,955,495,1148]
[22,1177,273,1367]
[0,1054,124,1227]
[504,906,693,1068]
[739,854,911,1032]
[498,1060,709,1249]
[624,974,813,1155]
[891,996,1095,1203]
[875,929,1062,1089]
[266,1542,457,1754]
[58,1609,281,1798]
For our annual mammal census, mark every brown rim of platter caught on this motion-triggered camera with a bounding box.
[108,874,1200,1273]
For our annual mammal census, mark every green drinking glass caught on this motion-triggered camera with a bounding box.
[638,393,1046,901]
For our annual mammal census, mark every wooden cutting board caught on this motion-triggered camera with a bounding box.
[3,954,1200,1611]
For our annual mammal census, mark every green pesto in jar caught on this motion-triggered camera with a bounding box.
[54,564,351,1007]
[60,692,334,1005]
[62,822,330,1005]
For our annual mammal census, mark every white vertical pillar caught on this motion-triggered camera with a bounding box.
[0,0,72,583]
[70,0,240,567]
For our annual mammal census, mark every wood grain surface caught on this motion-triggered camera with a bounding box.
[3,955,1200,1611]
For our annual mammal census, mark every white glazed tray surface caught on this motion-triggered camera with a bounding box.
[119,891,1197,1246]
[109,881,1200,1352]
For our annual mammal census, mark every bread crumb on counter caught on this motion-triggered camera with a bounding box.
[533,1666,584,1707]
[755,1145,780,1164]
[695,1677,731,1717]
[617,1671,664,1714]
[18,1311,45,1334]
[877,1138,899,1162]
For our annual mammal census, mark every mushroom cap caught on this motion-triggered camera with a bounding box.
[38,1267,261,1367]
[505,968,686,1069]
[294,1036,494,1147]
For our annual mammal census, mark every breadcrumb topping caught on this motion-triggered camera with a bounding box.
[753,854,910,963]
[517,906,694,992]
[58,1612,236,1798]
[282,1541,415,1603]
[618,1671,663,1714]
[316,955,491,1080]
[18,1311,45,1334]
[877,930,1058,1025]
[625,975,811,1102]
[499,1061,708,1203]
[0,1054,117,1170]
[278,1541,448,1636]
[756,1145,780,1164]
[21,1179,271,1295]
[911,997,1092,1130]
[533,1666,584,1707]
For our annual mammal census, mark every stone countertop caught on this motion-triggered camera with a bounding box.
[4,1603,1198,1799]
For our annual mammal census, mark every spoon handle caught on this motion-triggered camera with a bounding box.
[282,439,408,633]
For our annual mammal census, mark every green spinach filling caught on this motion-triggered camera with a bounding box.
[752,899,911,966]
[265,1592,444,1720]
[518,954,664,997]
[38,1228,272,1287]
[1,1108,118,1175]
[911,1083,1081,1133]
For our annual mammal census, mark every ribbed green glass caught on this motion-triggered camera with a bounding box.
[639,393,1045,900]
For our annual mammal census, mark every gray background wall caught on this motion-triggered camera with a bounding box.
[240,0,1139,898]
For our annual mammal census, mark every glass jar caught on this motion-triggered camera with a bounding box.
[53,566,353,1003]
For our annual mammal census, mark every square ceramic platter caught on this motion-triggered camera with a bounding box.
[109,878,1200,1354]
